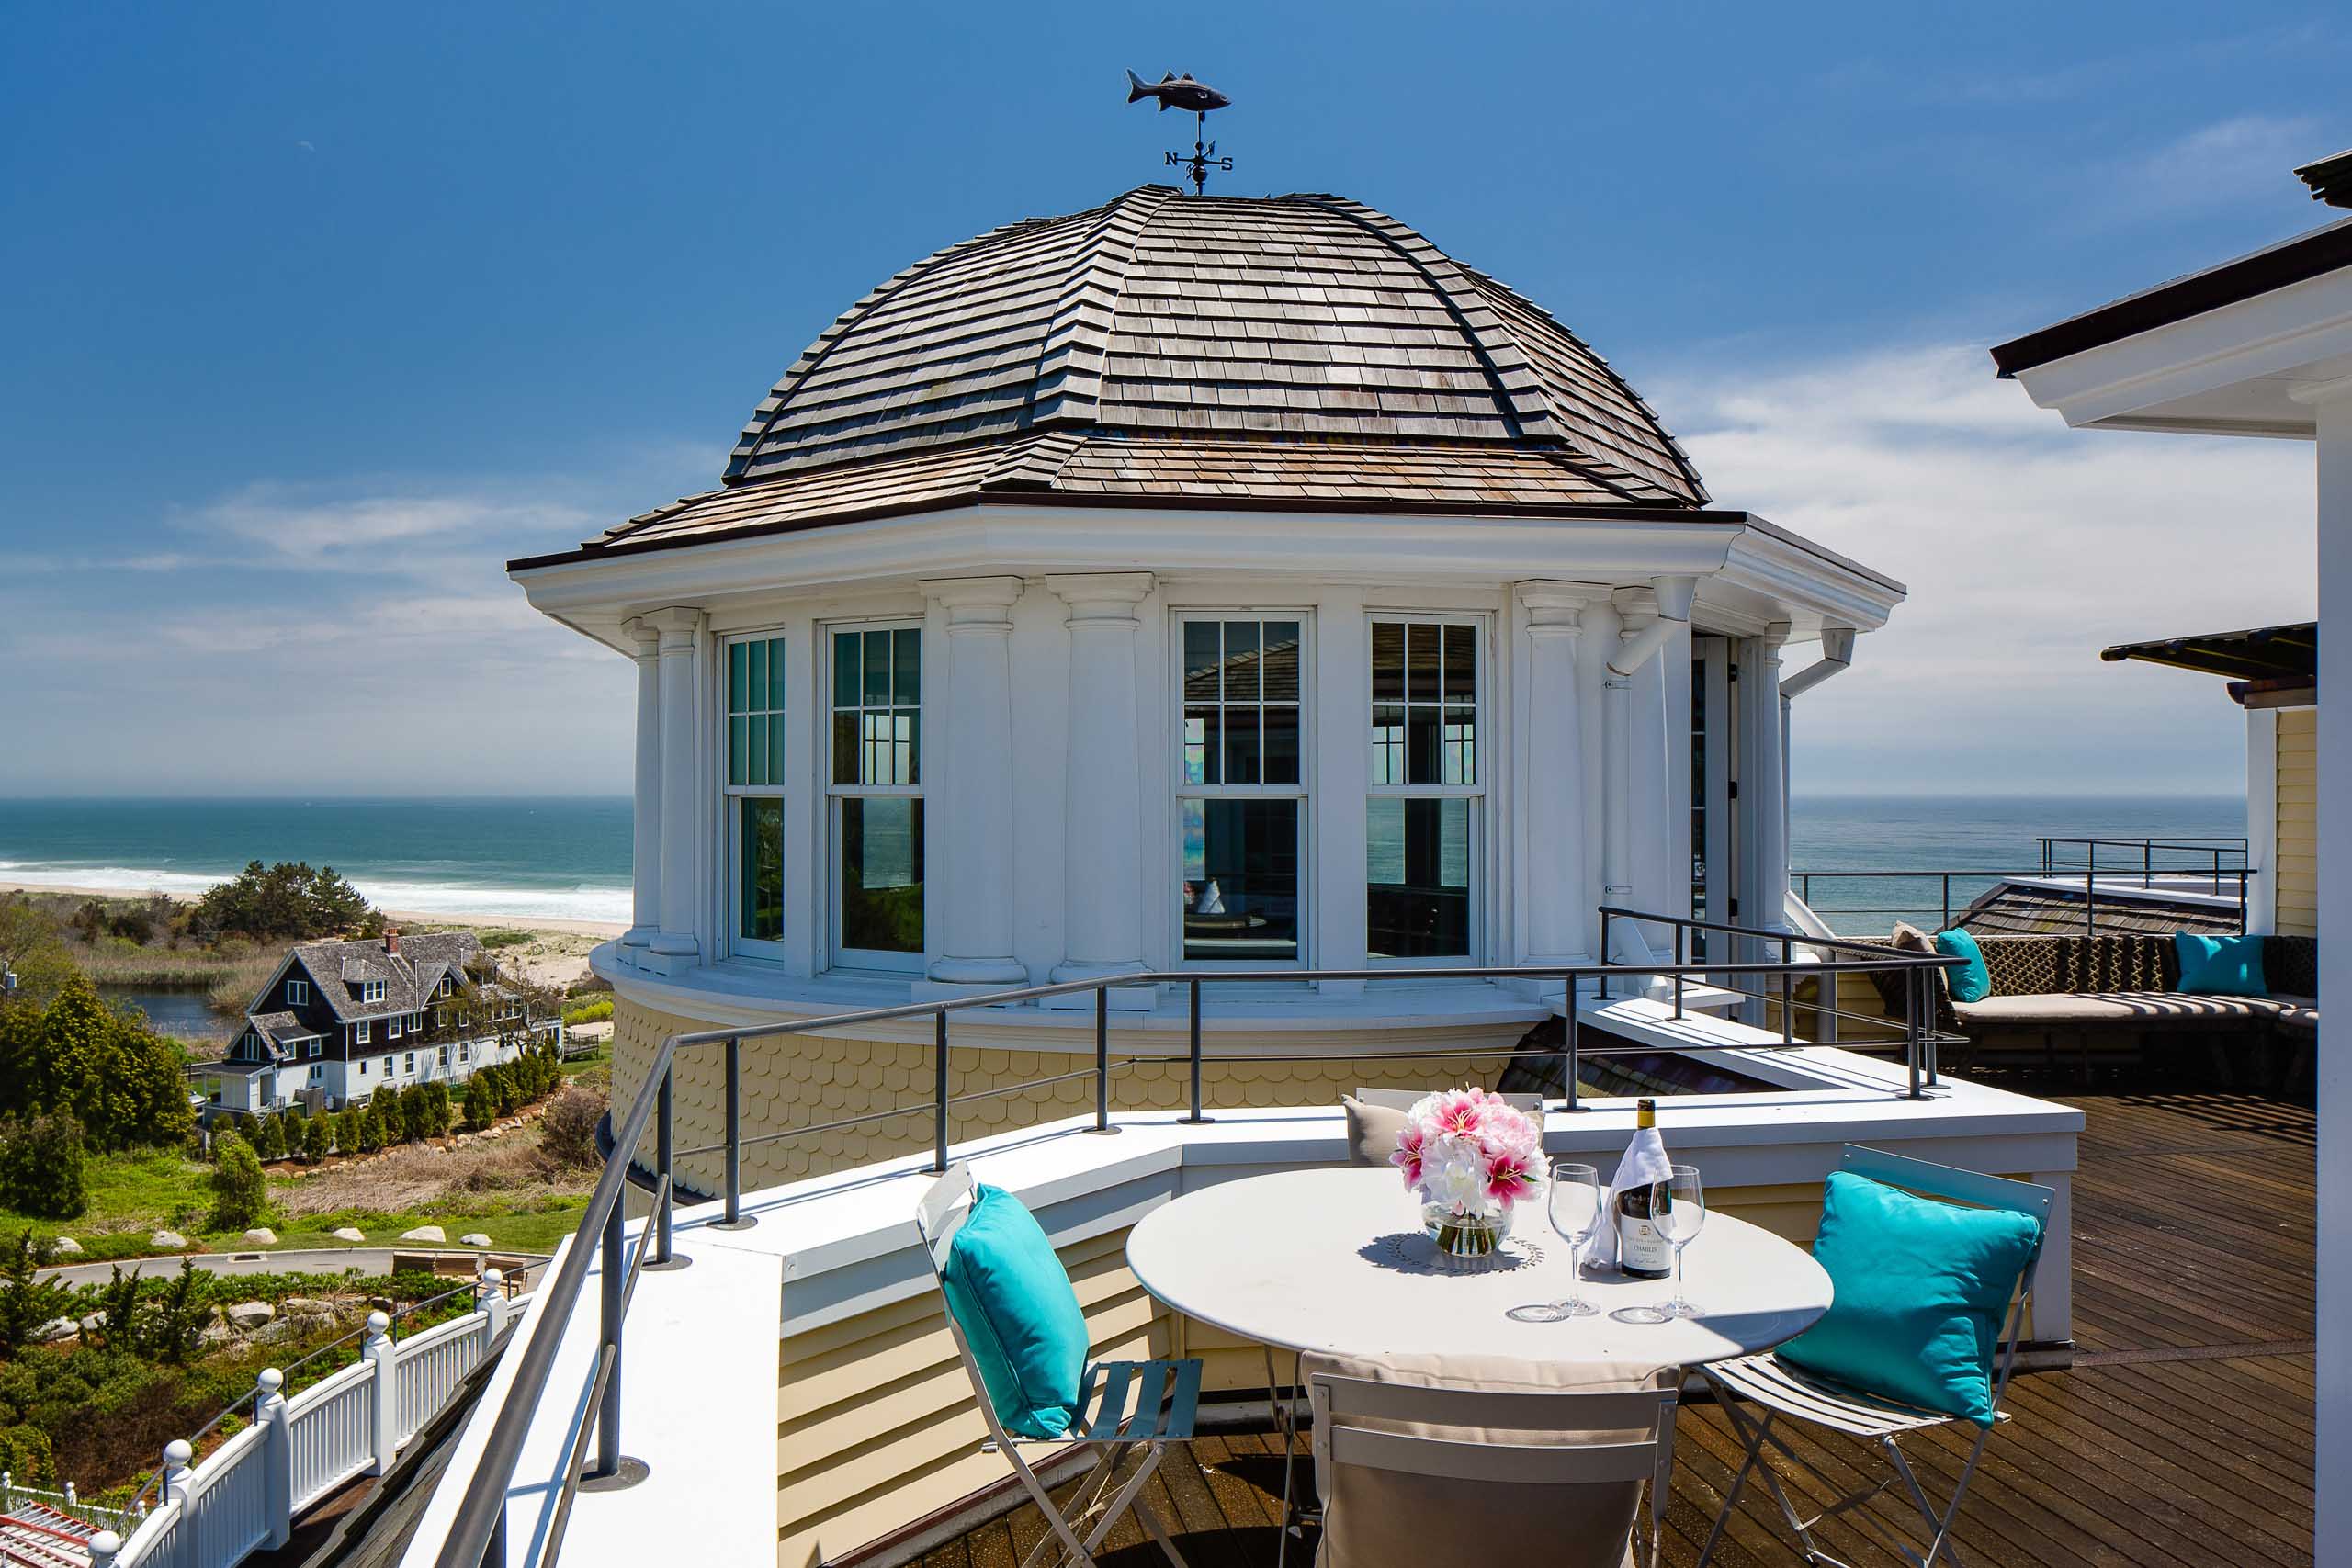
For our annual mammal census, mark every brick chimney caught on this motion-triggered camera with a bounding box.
[384,927,401,956]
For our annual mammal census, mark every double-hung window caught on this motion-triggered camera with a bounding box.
[355,1021,371,1045]
[1367,618,1481,960]
[1178,615,1306,964]
[389,1015,403,1041]
[725,635,789,956]
[827,624,924,970]
[362,979,385,1004]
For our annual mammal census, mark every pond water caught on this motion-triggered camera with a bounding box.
[101,987,234,1042]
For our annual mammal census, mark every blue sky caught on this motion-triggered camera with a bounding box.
[0,4,2337,797]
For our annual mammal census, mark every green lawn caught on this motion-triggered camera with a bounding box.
[6,1146,589,1264]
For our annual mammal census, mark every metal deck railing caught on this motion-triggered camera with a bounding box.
[1793,836,2255,935]
[431,903,1965,1568]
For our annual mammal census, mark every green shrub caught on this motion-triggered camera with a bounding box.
[190,862,379,942]
[0,975,190,1151]
[0,1422,53,1484]
[209,1132,266,1233]
[0,1112,86,1219]
[539,1084,604,1169]
[0,1233,68,1358]
[560,997,612,1026]
[461,1076,494,1133]
[360,1100,386,1153]
[254,1114,286,1161]
[334,1107,361,1156]
[475,930,533,950]
[302,1115,330,1163]
[421,1081,452,1138]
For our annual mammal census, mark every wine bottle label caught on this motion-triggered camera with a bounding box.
[1618,1213,1670,1275]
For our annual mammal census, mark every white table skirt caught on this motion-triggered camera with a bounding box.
[1125,1166,1832,1370]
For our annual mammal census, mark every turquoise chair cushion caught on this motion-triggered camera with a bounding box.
[2174,931,2267,997]
[940,1185,1089,1438]
[1778,1171,2041,1427]
[1932,928,1991,1004]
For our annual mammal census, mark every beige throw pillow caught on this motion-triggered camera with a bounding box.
[1340,1095,1407,1169]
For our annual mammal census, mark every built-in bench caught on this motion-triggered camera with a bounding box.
[1865,931,2317,1088]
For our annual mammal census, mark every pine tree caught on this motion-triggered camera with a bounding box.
[255,1112,287,1161]
[148,1258,209,1365]
[360,1099,387,1152]
[0,1232,68,1358]
[422,1081,452,1138]
[302,1114,331,1162]
[335,1106,362,1156]
[462,1075,493,1132]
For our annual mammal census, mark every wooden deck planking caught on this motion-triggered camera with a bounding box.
[919,1089,2316,1568]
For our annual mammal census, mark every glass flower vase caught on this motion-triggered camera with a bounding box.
[1422,1203,1505,1260]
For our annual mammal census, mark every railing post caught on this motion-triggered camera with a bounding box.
[363,1312,396,1474]
[1673,925,1686,1020]
[161,1438,193,1514]
[1781,937,1794,1047]
[1563,983,1581,1113]
[654,1064,673,1266]
[1092,987,1111,1133]
[724,1036,741,1225]
[2085,870,2096,939]
[1941,874,1951,931]
[1182,978,1207,1123]
[87,1532,120,1568]
[1905,966,1924,1100]
[594,1204,623,1480]
[478,1269,508,1346]
[256,1367,291,1550]
[932,1013,950,1172]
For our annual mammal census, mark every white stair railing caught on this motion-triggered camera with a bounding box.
[88,1273,526,1568]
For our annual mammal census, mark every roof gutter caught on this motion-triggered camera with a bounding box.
[1605,575,1697,676]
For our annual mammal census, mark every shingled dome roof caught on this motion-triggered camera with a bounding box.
[561,186,1711,560]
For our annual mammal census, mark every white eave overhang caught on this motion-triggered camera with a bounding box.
[2004,236,2352,439]
[508,500,1904,654]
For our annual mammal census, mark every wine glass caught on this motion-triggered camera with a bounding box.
[1651,1165,1706,1320]
[1506,1162,1602,1322]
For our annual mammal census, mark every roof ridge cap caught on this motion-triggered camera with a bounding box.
[1283,195,1562,446]
[1453,266,1711,504]
[722,198,1124,484]
[1020,186,1182,431]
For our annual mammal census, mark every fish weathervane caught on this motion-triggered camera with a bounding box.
[1126,70,1234,195]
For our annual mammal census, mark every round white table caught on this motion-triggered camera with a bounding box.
[1126,1167,1832,1370]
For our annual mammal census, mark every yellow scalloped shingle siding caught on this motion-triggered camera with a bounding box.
[2276,706,2317,937]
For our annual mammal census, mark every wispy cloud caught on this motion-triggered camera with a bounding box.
[1659,343,2313,795]
[186,482,594,573]
[2095,113,2327,224]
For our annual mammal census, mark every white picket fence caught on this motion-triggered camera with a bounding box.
[90,1276,533,1568]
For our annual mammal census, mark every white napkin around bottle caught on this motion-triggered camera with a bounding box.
[1600,1124,1672,1270]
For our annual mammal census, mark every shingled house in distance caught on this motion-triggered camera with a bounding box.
[199,927,564,1120]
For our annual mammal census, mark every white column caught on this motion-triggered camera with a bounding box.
[2245,705,2280,932]
[2313,393,2351,1559]
[621,619,662,959]
[1747,623,1792,933]
[921,577,1030,989]
[1615,589,1675,964]
[647,606,705,972]
[1045,573,1154,993]
[1516,583,1604,987]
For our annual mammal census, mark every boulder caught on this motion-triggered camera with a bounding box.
[330,1227,368,1243]
[400,1225,446,1244]
[77,1313,105,1337]
[279,1297,335,1317]
[458,1233,492,1247]
[51,1237,82,1257]
[223,1300,275,1331]
[150,1230,187,1250]
[198,1321,235,1348]
[34,1317,76,1345]
[242,1228,277,1246]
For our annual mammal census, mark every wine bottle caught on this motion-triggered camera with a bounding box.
[1613,1099,1672,1280]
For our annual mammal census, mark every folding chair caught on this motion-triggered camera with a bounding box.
[1306,1365,1679,1568]
[1694,1146,2054,1568]
[916,1166,1201,1568]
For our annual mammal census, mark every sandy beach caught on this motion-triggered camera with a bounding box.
[0,876,624,988]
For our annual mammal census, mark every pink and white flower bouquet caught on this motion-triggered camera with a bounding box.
[1390,1089,1543,1258]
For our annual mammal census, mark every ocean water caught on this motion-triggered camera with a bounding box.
[0,793,2245,936]
[0,797,634,925]
[1791,794,2247,935]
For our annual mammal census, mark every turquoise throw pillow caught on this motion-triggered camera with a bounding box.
[1932,928,1991,1004]
[2175,932,2267,997]
[1778,1172,2041,1427]
[940,1185,1090,1438]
